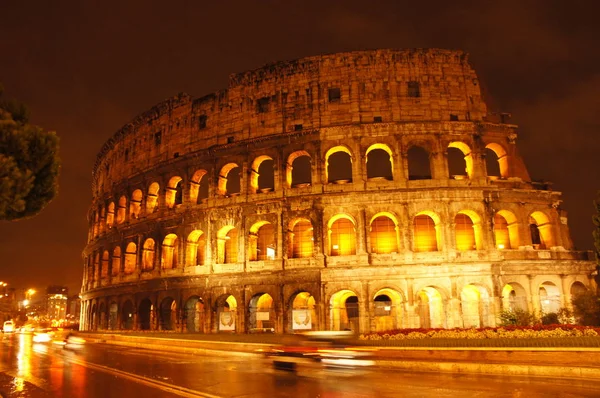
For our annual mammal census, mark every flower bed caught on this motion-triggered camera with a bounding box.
[359,325,600,340]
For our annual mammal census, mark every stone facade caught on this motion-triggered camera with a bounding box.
[81,49,595,334]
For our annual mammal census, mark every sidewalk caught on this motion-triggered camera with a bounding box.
[77,332,600,380]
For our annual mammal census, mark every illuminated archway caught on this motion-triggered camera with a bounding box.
[218,163,241,196]
[161,233,179,269]
[329,290,359,331]
[138,298,154,330]
[366,144,393,180]
[108,302,118,330]
[111,247,121,276]
[413,212,440,252]
[416,287,445,328]
[529,211,554,249]
[101,251,109,279]
[116,195,127,224]
[249,222,275,261]
[165,176,183,208]
[325,146,353,183]
[217,226,238,263]
[250,156,274,193]
[146,182,160,213]
[369,213,399,254]
[141,238,155,271]
[448,142,473,179]
[186,230,206,266]
[159,297,177,331]
[185,296,205,332]
[288,218,314,258]
[123,242,137,274]
[248,293,275,331]
[214,294,237,332]
[189,169,208,204]
[328,215,356,256]
[130,189,143,219]
[460,284,491,328]
[106,202,115,227]
[539,281,560,314]
[455,211,482,251]
[121,300,135,330]
[485,143,508,178]
[290,292,316,331]
[372,288,403,332]
[286,151,311,188]
[501,283,528,312]
[494,210,519,249]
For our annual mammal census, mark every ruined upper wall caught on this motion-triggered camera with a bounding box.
[93,49,488,190]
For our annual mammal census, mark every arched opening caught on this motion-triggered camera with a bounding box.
[218,163,241,196]
[448,142,473,179]
[249,222,276,261]
[189,170,208,204]
[366,144,393,181]
[101,251,109,279]
[290,292,316,331]
[373,288,403,332]
[130,189,143,219]
[329,216,356,256]
[184,296,205,333]
[90,304,97,330]
[217,226,238,264]
[416,287,445,328]
[142,238,155,271]
[98,302,107,330]
[161,233,179,269]
[92,253,99,282]
[138,298,153,331]
[570,281,587,297]
[288,219,314,258]
[215,295,237,332]
[494,211,519,249]
[287,151,311,188]
[146,182,160,213]
[501,283,528,312]
[325,146,353,184]
[106,202,115,227]
[186,230,205,266]
[108,302,118,330]
[455,213,476,251]
[485,143,508,178]
[460,284,491,328]
[116,195,127,224]
[370,214,398,254]
[248,293,275,332]
[166,176,183,208]
[250,156,274,193]
[121,300,134,330]
[123,242,137,274]
[539,282,561,314]
[407,146,431,180]
[159,297,177,331]
[529,211,554,249]
[330,290,359,331]
[111,247,121,276]
[413,213,439,252]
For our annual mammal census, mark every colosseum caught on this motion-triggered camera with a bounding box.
[81,49,596,334]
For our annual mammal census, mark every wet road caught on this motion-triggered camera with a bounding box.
[1,333,600,397]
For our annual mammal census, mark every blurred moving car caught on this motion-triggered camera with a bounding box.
[33,330,54,343]
[63,334,86,350]
[2,320,14,333]
[266,331,375,372]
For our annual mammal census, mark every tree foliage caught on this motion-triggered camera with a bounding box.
[594,193,600,293]
[571,290,600,326]
[0,84,60,220]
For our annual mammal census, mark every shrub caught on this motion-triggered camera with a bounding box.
[571,291,600,326]
[498,308,538,326]
[541,312,559,325]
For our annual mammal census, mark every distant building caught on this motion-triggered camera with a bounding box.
[67,295,81,322]
[47,286,68,321]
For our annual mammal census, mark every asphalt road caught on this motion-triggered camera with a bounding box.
[1,332,600,397]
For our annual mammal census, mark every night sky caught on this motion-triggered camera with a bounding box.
[1,1,599,295]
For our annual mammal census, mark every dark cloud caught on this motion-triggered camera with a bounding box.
[0,0,598,293]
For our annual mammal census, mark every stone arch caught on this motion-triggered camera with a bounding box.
[494,210,519,249]
[121,300,135,330]
[106,202,115,227]
[570,281,587,297]
[327,214,357,256]
[501,282,528,311]
[146,182,160,213]
[538,281,561,314]
[460,284,492,328]
[485,143,508,178]
[111,246,121,276]
[141,238,155,271]
[186,230,206,266]
[159,297,177,331]
[90,303,97,330]
[407,145,432,180]
[116,195,127,224]
[100,250,109,279]
[218,163,241,196]
[529,211,554,249]
[189,169,208,204]
[372,288,404,332]
[329,289,360,331]
[369,212,399,254]
[130,189,143,219]
[250,155,274,193]
[416,286,446,328]
[448,142,473,179]
[138,298,154,330]
[184,296,205,332]
[248,293,275,331]
[161,233,179,269]
[249,221,275,261]
[98,301,107,330]
[366,143,393,180]
[325,145,353,184]
[289,291,317,332]
[214,294,237,332]
[286,150,311,188]
[455,210,483,251]
[123,242,137,274]
[166,176,183,208]
[217,226,238,264]
[413,211,441,252]
[288,218,314,258]
[108,301,118,330]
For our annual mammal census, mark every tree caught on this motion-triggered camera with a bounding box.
[0,84,60,220]
[594,192,600,294]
